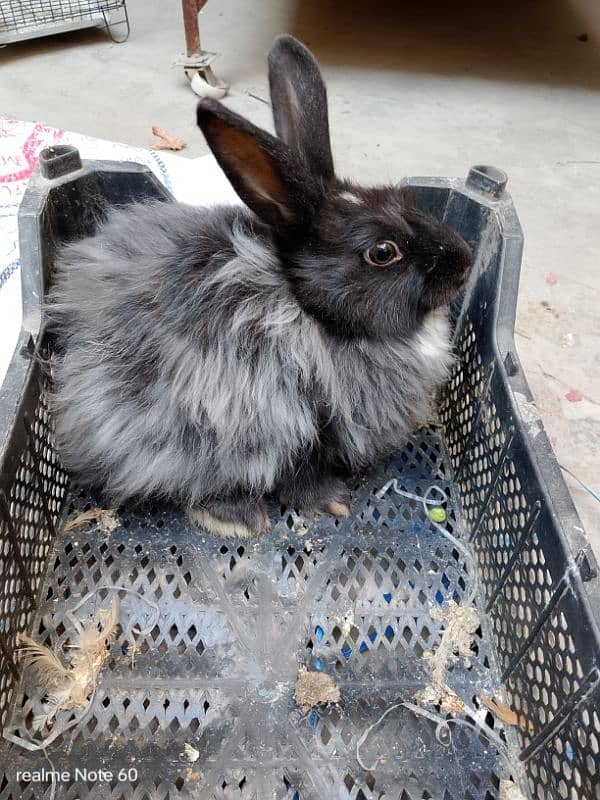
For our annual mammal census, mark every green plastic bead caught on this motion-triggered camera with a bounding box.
[429,507,446,523]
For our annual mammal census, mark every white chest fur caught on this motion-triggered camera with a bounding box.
[412,308,453,365]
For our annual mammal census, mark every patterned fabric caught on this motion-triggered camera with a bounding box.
[0,117,238,384]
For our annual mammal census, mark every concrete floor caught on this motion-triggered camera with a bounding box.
[1,0,599,553]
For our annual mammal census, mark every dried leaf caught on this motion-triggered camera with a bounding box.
[480,695,518,726]
[150,126,186,151]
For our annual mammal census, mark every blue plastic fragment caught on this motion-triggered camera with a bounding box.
[308,710,318,728]
[384,625,394,640]
[441,573,450,589]
[383,592,392,604]
[368,629,377,642]
[359,642,368,653]
[314,625,324,643]
[313,658,324,671]
[341,644,352,660]
[566,742,574,760]
[435,590,445,605]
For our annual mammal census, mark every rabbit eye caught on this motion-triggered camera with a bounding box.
[364,240,402,267]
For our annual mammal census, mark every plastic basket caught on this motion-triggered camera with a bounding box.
[0,146,598,800]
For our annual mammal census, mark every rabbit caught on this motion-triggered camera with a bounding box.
[46,34,472,539]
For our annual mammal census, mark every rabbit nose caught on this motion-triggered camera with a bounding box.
[444,240,472,271]
[427,247,470,278]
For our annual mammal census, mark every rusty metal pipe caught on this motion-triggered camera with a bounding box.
[182,0,208,58]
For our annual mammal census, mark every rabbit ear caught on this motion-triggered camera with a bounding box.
[197,98,321,229]
[268,35,334,183]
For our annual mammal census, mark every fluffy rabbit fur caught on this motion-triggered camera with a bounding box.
[47,35,471,538]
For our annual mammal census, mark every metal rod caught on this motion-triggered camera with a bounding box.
[182,0,208,58]
[0,490,36,606]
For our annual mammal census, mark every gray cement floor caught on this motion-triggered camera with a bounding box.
[1,0,599,554]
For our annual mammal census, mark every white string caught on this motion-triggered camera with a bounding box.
[356,699,522,787]
[67,584,160,639]
[377,479,479,605]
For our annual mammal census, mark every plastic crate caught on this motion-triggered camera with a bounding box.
[0,146,598,800]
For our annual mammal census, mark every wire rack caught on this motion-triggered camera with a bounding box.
[0,0,129,45]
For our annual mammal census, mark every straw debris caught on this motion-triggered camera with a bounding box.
[414,601,479,708]
[294,667,341,714]
[18,596,120,728]
[63,507,118,533]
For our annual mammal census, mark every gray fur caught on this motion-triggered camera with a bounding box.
[47,35,469,522]
[48,201,452,505]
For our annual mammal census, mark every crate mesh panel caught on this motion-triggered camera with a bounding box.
[0,375,68,729]
[440,317,599,799]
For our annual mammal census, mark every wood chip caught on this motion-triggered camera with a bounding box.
[150,126,186,151]
[480,695,519,726]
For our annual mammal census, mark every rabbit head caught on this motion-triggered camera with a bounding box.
[197,35,471,340]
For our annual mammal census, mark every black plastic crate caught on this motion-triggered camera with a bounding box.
[0,147,598,800]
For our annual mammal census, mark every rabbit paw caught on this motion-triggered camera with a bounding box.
[281,478,352,520]
[188,496,271,539]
